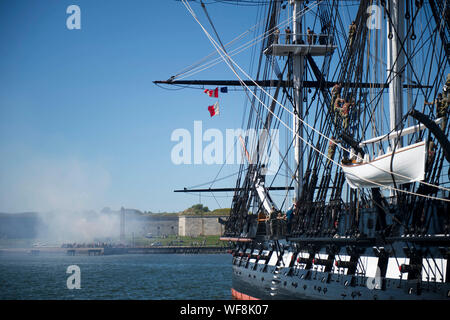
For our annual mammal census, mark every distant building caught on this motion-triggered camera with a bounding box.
[178,215,225,237]
[0,208,229,241]
[138,215,179,236]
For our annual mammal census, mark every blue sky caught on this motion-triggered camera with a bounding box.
[4,1,431,214]
[0,0,274,213]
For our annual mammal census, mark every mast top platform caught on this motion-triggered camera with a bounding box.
[264,43,337,56]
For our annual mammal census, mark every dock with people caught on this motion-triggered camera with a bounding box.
[0,244,231,256]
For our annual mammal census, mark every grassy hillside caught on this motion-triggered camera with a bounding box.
[179,204,230,216]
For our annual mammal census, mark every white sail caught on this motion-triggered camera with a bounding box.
[342,141,426,189]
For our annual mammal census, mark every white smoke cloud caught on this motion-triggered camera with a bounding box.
[38,210,121,242]
[0,154,132,242]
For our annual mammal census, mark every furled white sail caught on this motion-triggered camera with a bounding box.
[342,141,426,189]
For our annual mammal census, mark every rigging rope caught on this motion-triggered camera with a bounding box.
[175,1,321,81]
[183,0,450,198]
[181,0,450,202]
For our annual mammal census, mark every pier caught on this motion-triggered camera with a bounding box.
[104,246,229,255]
[0,246,230,256]
[66,248,103,256]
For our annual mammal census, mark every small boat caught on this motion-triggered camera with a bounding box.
[342,140,426,189]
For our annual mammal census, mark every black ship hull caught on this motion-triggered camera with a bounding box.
[229,237,450,300]
[157,0,450,301]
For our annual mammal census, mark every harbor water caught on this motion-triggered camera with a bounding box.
[0,253,232,300]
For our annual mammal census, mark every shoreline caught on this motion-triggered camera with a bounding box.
[0,246,231,256]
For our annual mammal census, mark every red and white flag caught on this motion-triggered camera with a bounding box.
[208,101,220,117]
[204,87,219,98]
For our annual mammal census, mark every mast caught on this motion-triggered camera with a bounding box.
[386,0,405,147]
[406,1,414,127]
[292,0,304,202]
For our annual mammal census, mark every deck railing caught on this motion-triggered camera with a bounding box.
[273,33,334,45]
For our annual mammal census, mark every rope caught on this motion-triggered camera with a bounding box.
[185,0,450,196]
[181,0,450,203]
[186,170,245,190]
[175,1,322,81]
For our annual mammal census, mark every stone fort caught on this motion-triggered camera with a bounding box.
[123,210,226,237]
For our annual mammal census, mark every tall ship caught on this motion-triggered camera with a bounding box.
[156,0,450,299]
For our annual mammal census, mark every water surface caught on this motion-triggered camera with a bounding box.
[0,253,232,300]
